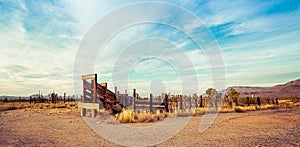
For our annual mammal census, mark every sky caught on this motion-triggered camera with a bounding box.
[0,0,299,97]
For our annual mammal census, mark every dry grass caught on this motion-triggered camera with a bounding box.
[219,107,235,113]
[115,109,169,123]
[192,108,205,116]
[278,100,295,108]
[0,102,33,111]
[0,102,78,112]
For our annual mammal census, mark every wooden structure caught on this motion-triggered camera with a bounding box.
[79,74,119,117]
[132,89,167,111]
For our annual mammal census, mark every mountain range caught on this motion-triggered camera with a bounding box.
[222,79,300,98]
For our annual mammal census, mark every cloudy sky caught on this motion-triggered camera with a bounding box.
[0,0,299,97]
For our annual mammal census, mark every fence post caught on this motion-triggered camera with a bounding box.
[150,93,153,111]
[189,95,192,109]
[200,95,203,108]
[133,89,136,111]
[246,97,250,106]
[64,93,66,103]
[29,96,32,104]
[125,89,128,106]
[180,95,183,110]
[194,96,198,108]
[165,94,169,112]
[257,97,261,106]
[117,91,120,103]
[115,86,118,102]
[82,79,86,103]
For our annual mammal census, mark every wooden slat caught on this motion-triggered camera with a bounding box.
[83,80,92,90]
[84,90,92,98]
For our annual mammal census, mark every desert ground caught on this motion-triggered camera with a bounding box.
[0,107,299,146]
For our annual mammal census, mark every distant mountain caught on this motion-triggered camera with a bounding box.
[222,79,300,98]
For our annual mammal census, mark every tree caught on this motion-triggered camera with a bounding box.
[227,88,240,107]
[206,88,218,109]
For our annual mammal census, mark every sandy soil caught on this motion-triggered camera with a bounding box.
[0,107,299,146]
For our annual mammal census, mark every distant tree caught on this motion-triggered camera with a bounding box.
[4,97,8,103]
[227,88,240,107]
[206,88,219,109]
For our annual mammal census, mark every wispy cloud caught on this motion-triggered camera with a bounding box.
[0,0,299,96]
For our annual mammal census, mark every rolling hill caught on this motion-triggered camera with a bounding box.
[222,79,300,98]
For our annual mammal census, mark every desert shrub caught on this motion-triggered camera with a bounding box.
[243,105,257,111]
[41,103,49,108]
[175,109,191,117]
[49,103,55,109]
[116,109,168,123]
[278,100,295,108]
[219,107,234,113]
[68,102,77,107]
[0,103,18,111]
[49,103,66,109]
[55,104,67,108]
[111,104,122,114]
[234,106,245,113]
[259,104,279,110]
[192,108,205,116]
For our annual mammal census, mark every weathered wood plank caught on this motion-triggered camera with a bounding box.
[78,102,99,111]
[82,74,97,80]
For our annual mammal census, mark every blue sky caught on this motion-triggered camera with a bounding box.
[0,0,299,97]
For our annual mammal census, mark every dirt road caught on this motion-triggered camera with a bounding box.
[0,107,299,146]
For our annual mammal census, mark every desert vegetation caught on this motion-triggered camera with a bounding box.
[1,87,299,125]
[0,102,78,112]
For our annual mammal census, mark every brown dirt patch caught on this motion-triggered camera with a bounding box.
[0,107,299,146]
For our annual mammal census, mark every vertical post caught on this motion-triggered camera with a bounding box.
[91,79,94,102]
[38,90,40,103]
[92,74,97,103]
[124,89,127,106]
[247,97,250,106]
[117,91,120,103]
[29,96,32,104]
[81,108,86,117]
[200,95,203,108]
[257,97,261,106]
[165,94,169,112]
[55,94,58,103]
[189,95,192,109]
[82,80,86,103]
[194,95,198,108]
[64,93,66,103]
[133,89,136,111]
[275,97,279,105]
[115,86,118,101]
[150,93,153,111]
[180,95,183,110]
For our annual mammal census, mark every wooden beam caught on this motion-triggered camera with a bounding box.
[82,74,97,80]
